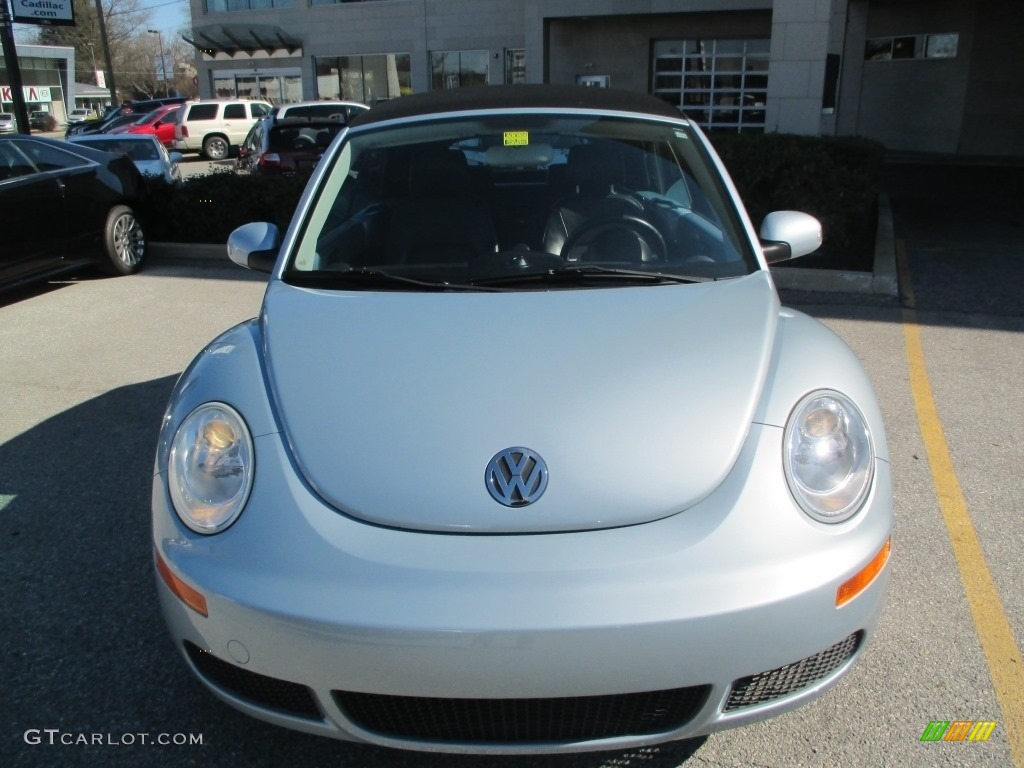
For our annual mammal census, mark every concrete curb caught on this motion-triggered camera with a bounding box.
[769,191,897,296]
[150,194,900,296]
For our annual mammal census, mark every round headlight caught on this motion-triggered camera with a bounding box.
[168,402,254,534]
[783,390,873,524]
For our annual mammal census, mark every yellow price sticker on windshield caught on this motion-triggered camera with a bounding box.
[503,131,529,147]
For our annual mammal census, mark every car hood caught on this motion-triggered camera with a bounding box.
[262,271,779,533]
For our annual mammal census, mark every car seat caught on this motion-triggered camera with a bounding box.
[541,142,653,261]
[384,149,497,265]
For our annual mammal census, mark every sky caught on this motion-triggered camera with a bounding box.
[10,0,191,43]
[141,0,192,38]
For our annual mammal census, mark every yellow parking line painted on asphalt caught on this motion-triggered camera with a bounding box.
[899,239,1024,765]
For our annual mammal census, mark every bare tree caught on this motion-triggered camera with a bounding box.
[117,32,199,99]
[35,0,151,91]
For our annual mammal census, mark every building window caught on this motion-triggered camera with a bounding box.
[314,54,411,104]
[431,50,488,90]
[505,49,526,85]
[865,33,958,61]
[310,0,388,5]
[652,39,769,134]
[213,71,303,103]
[205,0,294,12]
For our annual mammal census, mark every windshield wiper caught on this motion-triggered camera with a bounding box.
[284,268,508,292]
[470,264,714,287]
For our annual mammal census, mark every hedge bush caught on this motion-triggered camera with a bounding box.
[142,170,312,244]
[709,132,885,270]
[147,133,884,271]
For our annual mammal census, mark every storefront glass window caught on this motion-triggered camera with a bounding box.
[235,76,258,100]
[210,72,303,103]
[315,53,411,103]
[283,75,303,103]
[431,50,488,90]
[317,58,341,100]
[214,77,235,98]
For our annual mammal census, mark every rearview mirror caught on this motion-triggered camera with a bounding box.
[759,211,823,264]
[227,222,280,273]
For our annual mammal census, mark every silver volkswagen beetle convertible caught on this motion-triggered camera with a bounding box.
[152,86,892,753]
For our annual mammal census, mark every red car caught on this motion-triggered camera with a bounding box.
[109,104,181,147]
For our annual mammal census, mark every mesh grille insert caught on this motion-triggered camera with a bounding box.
[334,685,711,743]
[725,631,862,711]
[184,641,322,720]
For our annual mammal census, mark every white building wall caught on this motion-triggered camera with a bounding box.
[766,0,836,135]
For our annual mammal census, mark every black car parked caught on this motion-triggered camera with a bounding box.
[65,96,186,138]
[0,136,148,291]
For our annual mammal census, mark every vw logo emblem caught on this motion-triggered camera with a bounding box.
[485,447,548,507]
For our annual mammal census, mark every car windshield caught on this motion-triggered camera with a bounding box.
[288,113,757,290]
[137,110,164,125]
[269,123,344,152]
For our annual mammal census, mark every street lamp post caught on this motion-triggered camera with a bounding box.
[148,29,166,98]
[86,42,98,83]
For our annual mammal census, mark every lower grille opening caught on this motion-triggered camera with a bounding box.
[334,685,711,743]
[184,641,322,720]
[724,631,862,711]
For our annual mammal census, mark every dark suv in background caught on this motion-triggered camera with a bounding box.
[65,97,187,138]
[29,111,58,131]
[236,115,347,175]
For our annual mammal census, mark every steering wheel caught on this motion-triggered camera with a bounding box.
[294,135,317,149]
[561,215,667,263]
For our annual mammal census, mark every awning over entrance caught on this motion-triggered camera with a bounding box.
[183,25,303,57]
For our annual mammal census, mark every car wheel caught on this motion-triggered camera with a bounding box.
[203,135,229,160]
[101,205,146,275]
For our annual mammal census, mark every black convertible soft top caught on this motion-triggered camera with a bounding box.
[352,85,683,127]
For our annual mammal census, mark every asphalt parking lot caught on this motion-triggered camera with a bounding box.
[0,163,1021,768]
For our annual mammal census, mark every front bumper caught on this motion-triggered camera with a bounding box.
[153,423,892,754]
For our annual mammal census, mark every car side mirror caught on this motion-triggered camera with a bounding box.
[227,222,280,273]
[759,211,823,264]
[168,152,183,164]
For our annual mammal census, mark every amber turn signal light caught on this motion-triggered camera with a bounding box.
[836,538,891,607]
[155,548,209,617]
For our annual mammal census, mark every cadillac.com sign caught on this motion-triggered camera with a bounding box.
[13,0,76,27]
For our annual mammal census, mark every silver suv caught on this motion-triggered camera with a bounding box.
[173,99,272,160]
